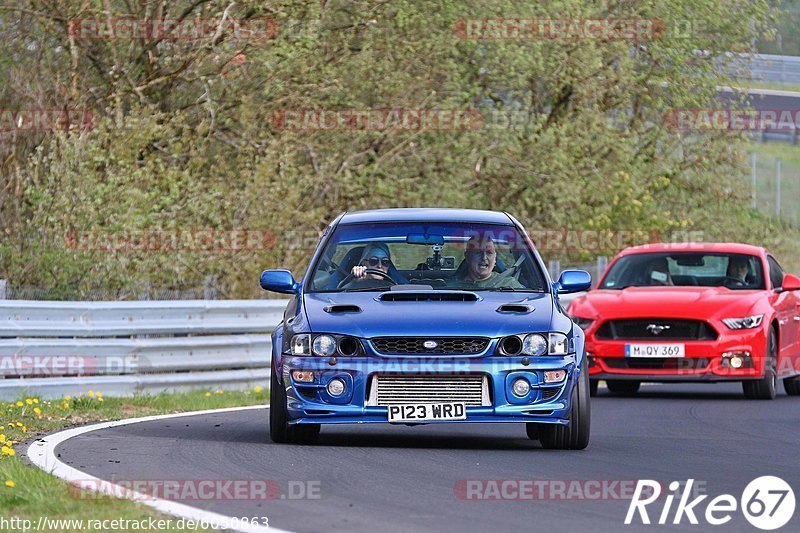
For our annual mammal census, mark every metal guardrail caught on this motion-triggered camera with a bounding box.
[0,294,583,400]
[0,300,285,400]
[730,53,800,85]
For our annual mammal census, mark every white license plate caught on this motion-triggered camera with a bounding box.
[625,343,685,358]
[387,403,467,422]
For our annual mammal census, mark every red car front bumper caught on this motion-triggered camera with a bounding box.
[585,327,767,382]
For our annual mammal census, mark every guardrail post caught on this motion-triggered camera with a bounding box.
[595,256,608,287]
[0,280,6,300]
[204,276,218,300]
[776,159,782,217]
[548,259,561,278]
[751,152,757,209]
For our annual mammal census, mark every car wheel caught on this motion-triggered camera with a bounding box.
[743,328,778,400]
[537,359,590,450]
[270,369,321,444]
[606,380,640,395]
[589,380,599,397]
[784,376,800,396]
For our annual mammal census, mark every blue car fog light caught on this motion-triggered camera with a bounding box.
[512,378,531,397]
[327,378,346,396]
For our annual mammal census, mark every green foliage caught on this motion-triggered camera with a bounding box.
[1,0,798,296]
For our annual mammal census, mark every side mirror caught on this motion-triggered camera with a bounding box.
[260,269,300,294]
[554,270,592,294]
[782,273,800,291]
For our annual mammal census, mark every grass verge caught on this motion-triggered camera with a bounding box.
[0,388,266,532]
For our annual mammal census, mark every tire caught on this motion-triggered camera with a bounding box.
[537,359,590,450]
[606,380,640,395]
[270,369,321,444]
[589,380,599,397]
[743,328,778,400]
[784,376,800,396]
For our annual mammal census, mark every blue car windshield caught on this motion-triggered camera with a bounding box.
[308,222,547,292]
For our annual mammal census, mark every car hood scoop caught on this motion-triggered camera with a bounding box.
[496,304,533,313]
[323,304,362,313]
[378,291,479,302]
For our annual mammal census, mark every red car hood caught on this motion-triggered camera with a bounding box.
[568,286,763,320]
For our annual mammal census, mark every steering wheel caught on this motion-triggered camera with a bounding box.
[336,268,397,289]
[722,276,746,288]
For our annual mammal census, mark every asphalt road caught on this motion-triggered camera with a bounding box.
[55,383,799,533]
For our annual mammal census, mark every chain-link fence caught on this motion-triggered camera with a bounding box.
[747,150,800,227]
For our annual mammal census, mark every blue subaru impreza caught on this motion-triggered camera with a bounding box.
[261,208,591,449]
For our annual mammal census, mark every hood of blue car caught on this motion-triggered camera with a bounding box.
[302,291,555,338]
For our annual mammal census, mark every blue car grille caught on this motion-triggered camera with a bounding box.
[370,336,489,355]
[369,374,490,406]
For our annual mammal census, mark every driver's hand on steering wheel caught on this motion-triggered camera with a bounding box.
[352,265,368,279]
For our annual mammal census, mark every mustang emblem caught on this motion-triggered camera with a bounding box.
[422,340,438,349]
[646,324,671,336]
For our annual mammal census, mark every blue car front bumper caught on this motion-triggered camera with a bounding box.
[279,353,579,426]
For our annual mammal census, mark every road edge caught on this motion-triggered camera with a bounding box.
[25,405,289,533]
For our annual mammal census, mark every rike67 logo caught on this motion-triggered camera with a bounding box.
[626,477,795,530]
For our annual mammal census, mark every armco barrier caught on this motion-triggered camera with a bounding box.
[0,294,583,399]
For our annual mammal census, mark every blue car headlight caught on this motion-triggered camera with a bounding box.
[289,334,362,356]
[498,332,569,356]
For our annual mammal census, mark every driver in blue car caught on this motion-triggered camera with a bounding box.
[450,236,523,289]
[344,243,394,289]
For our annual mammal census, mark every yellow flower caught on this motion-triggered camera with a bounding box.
[33,398,39,404]
[0,435,5,443]
[97,397,104,402]
[1,446,15,456]
[25,399,33,405]
[254,386,263,393]
[21,427,26,433]
[65,396,71,401]
[15,422,22,427]
[4,480,14,488]
[204,392,211,397]
[33,408,41,416]
[15,402,22,407]
[96,392,102,397]
[87,391,94,397]
[62,402,69,409]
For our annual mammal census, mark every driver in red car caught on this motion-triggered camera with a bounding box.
[726,256,750,287]
[345,243,394,288]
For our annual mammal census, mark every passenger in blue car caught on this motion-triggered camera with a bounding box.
[450,236,523,289]
[342,243,395,289]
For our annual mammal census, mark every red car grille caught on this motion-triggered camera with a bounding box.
[595,319,718,341]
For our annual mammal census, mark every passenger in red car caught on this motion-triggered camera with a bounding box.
[644,258,673,286]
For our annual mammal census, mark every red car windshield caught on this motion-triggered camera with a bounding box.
[600,252,766,290]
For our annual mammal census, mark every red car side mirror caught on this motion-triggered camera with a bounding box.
[782,273,800,291]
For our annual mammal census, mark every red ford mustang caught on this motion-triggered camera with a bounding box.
[568,243,800,399]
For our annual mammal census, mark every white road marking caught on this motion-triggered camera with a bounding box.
[25,405,292,533]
